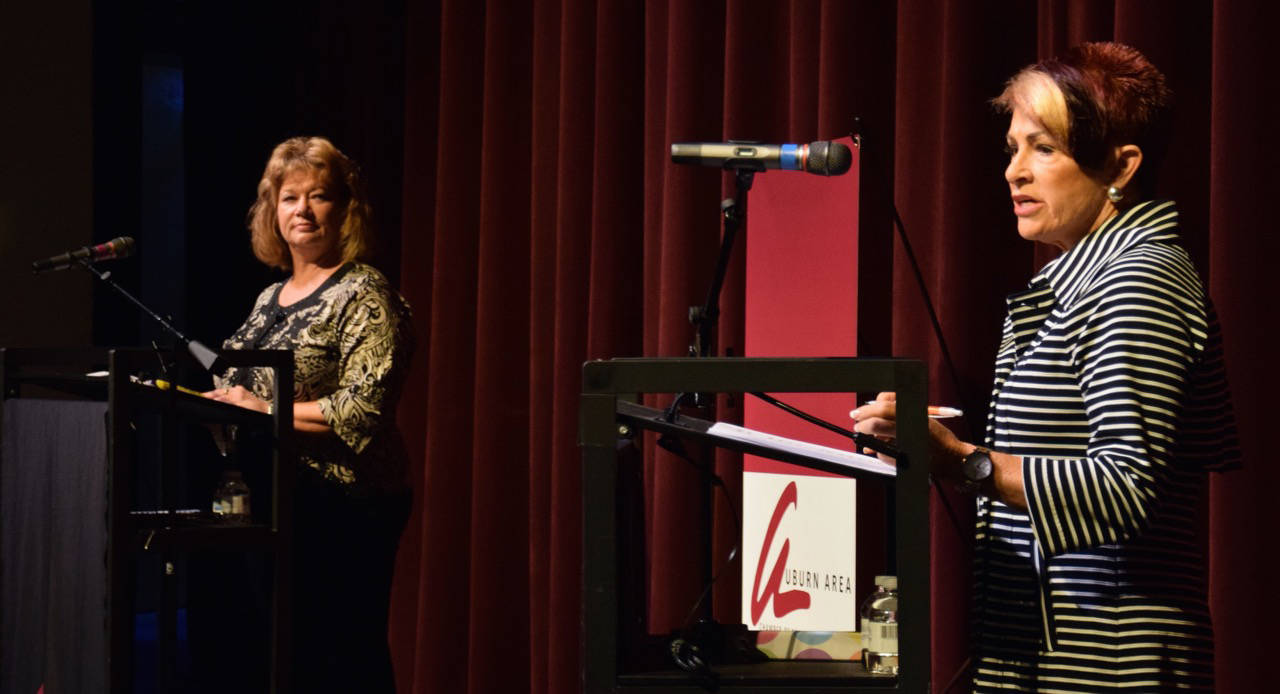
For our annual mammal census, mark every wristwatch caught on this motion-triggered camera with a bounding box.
[960,446,994,494]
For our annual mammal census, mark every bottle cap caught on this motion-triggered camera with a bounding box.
[875,575,897,590]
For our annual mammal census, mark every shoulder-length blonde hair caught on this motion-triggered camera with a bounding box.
[247,136,373,271]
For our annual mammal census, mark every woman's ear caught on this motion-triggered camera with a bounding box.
[1110,144,1144,193]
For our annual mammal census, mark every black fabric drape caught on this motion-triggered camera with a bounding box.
[1,400,110,694]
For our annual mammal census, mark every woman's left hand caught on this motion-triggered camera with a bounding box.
[203,385,270,414]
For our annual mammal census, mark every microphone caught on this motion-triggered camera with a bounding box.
[671,140,852,176]
[33,237,136,273]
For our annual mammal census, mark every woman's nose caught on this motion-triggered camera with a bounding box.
[1006,151,1029,185]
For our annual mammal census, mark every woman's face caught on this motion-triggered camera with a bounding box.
[1004,107,1113,251]
[276,168,344,263]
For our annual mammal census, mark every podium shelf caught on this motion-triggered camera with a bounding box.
[134,524,282,552]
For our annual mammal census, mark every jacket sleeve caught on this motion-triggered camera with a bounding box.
[1021,249,1207,556]
[315,286,413,454]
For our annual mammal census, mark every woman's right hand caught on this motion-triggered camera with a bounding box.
[850,392,970,484]
[850,392,898,459]
[203,385,270,414]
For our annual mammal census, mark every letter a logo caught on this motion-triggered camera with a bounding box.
[750,481,811,623]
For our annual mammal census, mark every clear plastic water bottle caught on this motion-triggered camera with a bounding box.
[860,575,899,675]
[212,470,251,523]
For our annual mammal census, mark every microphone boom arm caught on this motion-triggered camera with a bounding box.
[78,259,223,372]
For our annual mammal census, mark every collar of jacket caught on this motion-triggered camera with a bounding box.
[1032,199,1181,311]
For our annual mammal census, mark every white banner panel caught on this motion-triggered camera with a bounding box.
[741,470,858,632]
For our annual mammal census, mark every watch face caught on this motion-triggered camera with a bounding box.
[964,450,993,482]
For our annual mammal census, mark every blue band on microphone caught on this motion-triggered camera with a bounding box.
[779,143,801,170]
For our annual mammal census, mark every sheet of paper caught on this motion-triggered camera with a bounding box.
[707,422,897,478]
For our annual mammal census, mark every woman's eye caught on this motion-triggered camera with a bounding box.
[1003,143,1017,156]
[1036,144,1055,155]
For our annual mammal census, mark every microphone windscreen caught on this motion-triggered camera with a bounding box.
[808,141,852,176]
[110,237,137,259]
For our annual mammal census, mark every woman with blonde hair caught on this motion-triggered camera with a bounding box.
[207,136,413,692]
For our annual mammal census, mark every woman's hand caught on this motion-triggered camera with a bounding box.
[202,387,333,435]
[203,385,270,414]
[850,391,969,484]
[852,391,1027,507]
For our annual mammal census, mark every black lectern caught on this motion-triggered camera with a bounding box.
[0,347,294,693]
[580,357,930,693]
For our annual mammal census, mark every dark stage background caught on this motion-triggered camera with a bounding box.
[2,1,1277,692]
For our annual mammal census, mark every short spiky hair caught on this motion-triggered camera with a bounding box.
[247,136,372,271]
[994,42,1173,194]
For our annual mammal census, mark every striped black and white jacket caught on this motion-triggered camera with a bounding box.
[972,199,1240,692]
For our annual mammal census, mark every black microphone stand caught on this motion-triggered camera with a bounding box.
[670,164,754,566]
[666,168,753,419]
[77,259,223,372]
[693,169,752,360]
[662,167,760,682]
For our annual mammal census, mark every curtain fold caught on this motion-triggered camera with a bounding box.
[643,0,730,639]
[393,1,1278,691]
[400,1,486,692]
[1207,3,1280,692]
[544,3,598,693]
[525,2,562,693]
[466,4,536,694]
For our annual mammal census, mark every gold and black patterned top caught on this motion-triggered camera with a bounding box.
[216,262,413,495]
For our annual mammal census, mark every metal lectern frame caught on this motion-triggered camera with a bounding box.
[580,357,930,693]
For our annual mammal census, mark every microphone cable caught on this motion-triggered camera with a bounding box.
[889,202,974,439]
[655,433,741,678]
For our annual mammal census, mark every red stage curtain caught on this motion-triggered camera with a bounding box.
[392,2,1279,692]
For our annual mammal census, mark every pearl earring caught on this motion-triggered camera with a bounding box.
[1107,185,1124,203]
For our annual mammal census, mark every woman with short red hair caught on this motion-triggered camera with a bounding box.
[854,43,1239,690]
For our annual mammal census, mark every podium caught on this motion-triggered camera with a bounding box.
[0,347,294,693]
[580,357,931,693]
